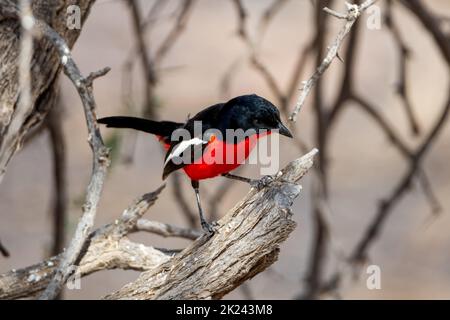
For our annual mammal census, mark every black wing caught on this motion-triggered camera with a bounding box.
[162,103,225,179]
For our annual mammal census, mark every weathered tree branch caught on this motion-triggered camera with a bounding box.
[24,20,111,300]
[0,3,111,299]
[0,239,9,258]
[46,98,67,257]
[289,0,378,122]
[386,0,420,136]
[316,0,450,297]
[105,149,317,300]
[135,219,201,240]
[0,0,96,182]
[1,150,316,300]
[0,185,178,299]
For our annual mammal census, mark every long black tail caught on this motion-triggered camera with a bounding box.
[98,116,182,138]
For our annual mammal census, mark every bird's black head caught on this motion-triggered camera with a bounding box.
[219,94,292,138]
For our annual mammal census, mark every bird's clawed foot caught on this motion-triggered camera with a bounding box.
[201,220,219,235]
[250,175,274,190]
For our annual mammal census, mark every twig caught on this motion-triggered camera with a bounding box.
[0,239,9,257]
[229,0,311,148]
[0,186,177,299]
[284,39,316,113]
[154,0,196,65]
[126,0,157,119]
[119,0,195,162]
[351,0,450,263]
[0,0,96,184]
[258,0,290,40]
[417,169,442,216]
[46,101,67,257]
[135,219,201,240]
[289,0,379,122]
[299,0,334,299]
[219,57,243,98]
[23,20,111,300]
[141,0,168,31]
[386,0,420,135]
[401,0,450,63]
[351,95,411,157]
[231,0,249,41]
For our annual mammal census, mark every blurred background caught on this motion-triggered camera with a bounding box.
[1,0,450,299]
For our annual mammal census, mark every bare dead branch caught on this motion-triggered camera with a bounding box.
[0,0,96,183]
[284,39,316,113]
[298,0,335,299]
[219,58,244,98]
[1,151,316,299]
[351,95,412,157]
[258,0,290,40]
[18,20,112,300]
[0,186,172,299]
[386,0,420,135]
[135,219,201,240]
[401,0,450,63]
[289,0,379,122]
[118,0,195,162]
[417,169,442,216]
[229,0,311,151]
[0,239,9,258]
[126,0,157,120]
[231,0,249,41]
[154,0,196,65]
[141,0,168,31]
[350,0,450,264]
[106,149,317,299]
[46,100,67,257]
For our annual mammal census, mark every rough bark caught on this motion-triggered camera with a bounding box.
[106,149,317,300]
[0,0,96,182]
[0,186,172,299]
[0,149,317,300]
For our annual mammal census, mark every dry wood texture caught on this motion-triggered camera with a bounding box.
[0,149,317,300]
[0,0,95,182]
[106,149,317,300]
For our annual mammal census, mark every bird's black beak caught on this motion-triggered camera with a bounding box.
[277,121,293,138]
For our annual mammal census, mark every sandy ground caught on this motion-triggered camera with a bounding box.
[1,0,450,299]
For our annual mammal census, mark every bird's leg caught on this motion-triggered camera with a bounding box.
[191,180,217,235]
[221,172,252,184]
[221,173,274,190]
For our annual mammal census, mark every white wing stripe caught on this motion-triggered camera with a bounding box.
[164,137,207,165]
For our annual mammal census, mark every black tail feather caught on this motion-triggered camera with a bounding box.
[98,116,182,137]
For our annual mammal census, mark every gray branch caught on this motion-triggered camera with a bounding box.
[289,0,379,122]
[0,150,316,299]
[0,186,180,299]
[106,149,317,300]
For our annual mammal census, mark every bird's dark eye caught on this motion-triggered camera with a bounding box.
[253,118,261,126]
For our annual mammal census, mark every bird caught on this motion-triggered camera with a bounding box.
[98,94,292,234]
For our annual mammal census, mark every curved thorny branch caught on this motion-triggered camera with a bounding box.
[225,0,450,299]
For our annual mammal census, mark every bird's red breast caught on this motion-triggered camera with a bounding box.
[157,132,270,180]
